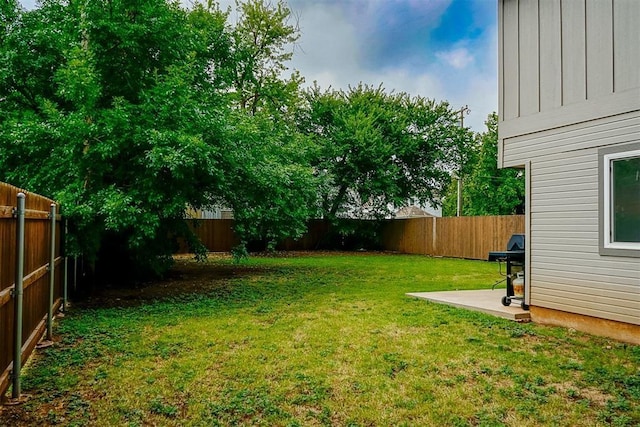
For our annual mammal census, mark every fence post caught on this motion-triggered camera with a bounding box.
[12,192,26,399]
[63,219,68,312]
[47,204,56,341]
[73,256,77,292]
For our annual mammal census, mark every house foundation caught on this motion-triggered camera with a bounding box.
[530,306,640,345]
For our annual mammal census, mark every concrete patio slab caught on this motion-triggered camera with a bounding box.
[407,289,531,322]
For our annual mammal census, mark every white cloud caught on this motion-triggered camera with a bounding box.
[289,2,361,87]
[436,47,474,70]
[287,2,496,132]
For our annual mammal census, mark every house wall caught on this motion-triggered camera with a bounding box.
[498,0,640,163]
[498,0,640,328]
[515,113,639,325]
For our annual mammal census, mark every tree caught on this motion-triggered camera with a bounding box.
[0,0,19,40]
[220,110,318,253]
[214,0,318,251]
[226,0,304,116]
[192,0,317,252]
[298,83,472,221]
[442,113,525,216]
[0,0,316,278]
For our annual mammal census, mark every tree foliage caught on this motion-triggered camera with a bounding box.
[0,0,484,280]
[442,113,525,216]
[0,0,315,277]
[299,83,472,221]
[227,0,303,116]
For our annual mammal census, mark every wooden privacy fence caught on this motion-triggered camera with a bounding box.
[381,215,525,260]
[0,182,64,400]
[182,215,525,260]
[179,219,239,253]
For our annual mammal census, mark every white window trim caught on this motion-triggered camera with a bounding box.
[603,149,640,250]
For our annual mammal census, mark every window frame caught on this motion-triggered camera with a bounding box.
[598,142,640,257]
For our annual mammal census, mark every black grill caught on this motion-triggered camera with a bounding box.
[488,233,525,260]
[488,234,527,309]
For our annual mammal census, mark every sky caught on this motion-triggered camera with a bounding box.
[18,0,497,132]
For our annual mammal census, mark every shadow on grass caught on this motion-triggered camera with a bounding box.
[73,255,320,310]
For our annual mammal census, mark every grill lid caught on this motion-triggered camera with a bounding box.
[506,234,525,251]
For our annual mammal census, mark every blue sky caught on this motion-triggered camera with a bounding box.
[18,0,497,131]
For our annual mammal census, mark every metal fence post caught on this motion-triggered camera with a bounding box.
[63,219,68,312]
[12,192,26,399]
[47,204,56,341]
[73,256,78,292]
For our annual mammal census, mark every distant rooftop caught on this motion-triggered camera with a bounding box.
[395,205,435,218]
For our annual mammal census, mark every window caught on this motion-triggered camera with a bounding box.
[599,144,640,257]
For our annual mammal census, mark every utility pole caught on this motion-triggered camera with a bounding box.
[456,106,470,217]
[456,177,463,217]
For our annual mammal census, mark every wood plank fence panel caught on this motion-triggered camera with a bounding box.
[0,182,63,399]
[436,216,525,259]
[186,216,525,260]
[406,217,434,255]
[278,220,330,251]
[179,219,239,253]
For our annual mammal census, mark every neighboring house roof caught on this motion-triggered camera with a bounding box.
[395,206,435,218]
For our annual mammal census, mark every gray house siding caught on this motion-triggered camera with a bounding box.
[518,114,640,326]
[499,0,639,130]
[503,112,640,167]
[498,0,640,327]
[529,130,639,325]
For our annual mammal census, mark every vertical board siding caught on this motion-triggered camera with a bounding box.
[586,0,614,99]
[613,0,640,92]
[538,0,563,112]
[518,0,539,116]
[498,0,505,122]
[500,0,637,127]
[503,0,520,120]
[561,0,587,105]
[0,182,62,398]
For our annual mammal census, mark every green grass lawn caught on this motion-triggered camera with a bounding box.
[2,253,638,426]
